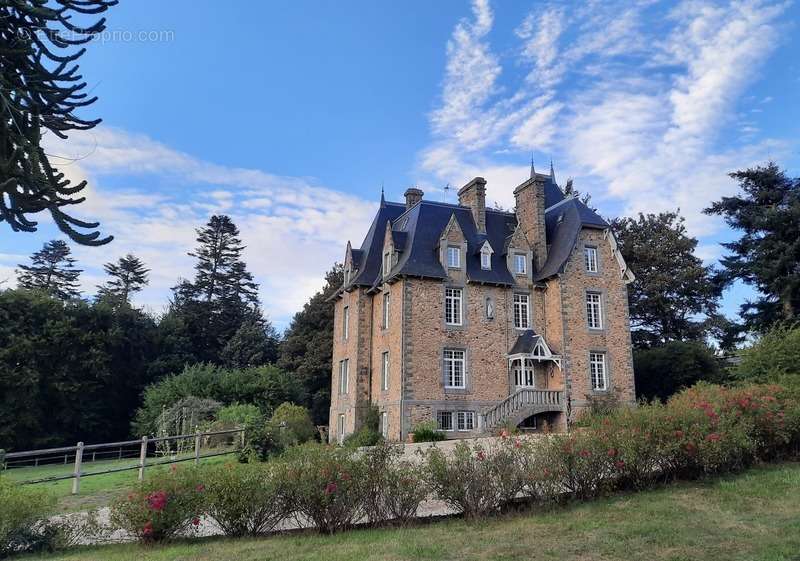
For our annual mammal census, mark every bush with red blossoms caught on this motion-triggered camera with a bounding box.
[360,442,428,526]
[109,465,205,543]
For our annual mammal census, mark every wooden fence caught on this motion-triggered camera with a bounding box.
[0,428,244,495]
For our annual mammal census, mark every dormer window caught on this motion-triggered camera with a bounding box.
[479,241,493,270]
[447,246,461,268]
[514,253,527,275]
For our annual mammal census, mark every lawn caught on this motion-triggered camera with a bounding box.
[22,461,800,561]
[2,453,233,513]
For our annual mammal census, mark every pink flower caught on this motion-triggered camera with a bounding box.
[146,491,168,512]
[579,449,591,458]
[500,429,509,439]
[196,484,205,493]
[614,460,625,470]
[192,517,200,527]
[476,451,486,461]
[325,482,337,495]
[607,448,617,457]
[674,430,684,439]
[706,433,721,442]
[142,521,153,536]
[514,439,522,449]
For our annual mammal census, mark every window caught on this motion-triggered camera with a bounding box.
[445,288,463,326]
[584,246,598,273]
[382,251,391,277]
[457,411,475,431]
[481,251,491,270]
[590,352,608,391]
[513,293,530,329]
[437,411,453,431]
[586,292,603,329]
[338,359,349,394]
[381,412,388,438]
[381,351,390,391]
[447,246,461,268]
[382,292,390,329]
[338,414,345,444]
[342,306,349,340]
[443,349,466,388]
[514,253,527,275]
[513,359,535,387]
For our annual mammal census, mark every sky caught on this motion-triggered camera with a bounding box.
[3,0,799,331]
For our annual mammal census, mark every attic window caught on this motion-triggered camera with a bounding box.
[480,241,493,271]
[447,246,461,268]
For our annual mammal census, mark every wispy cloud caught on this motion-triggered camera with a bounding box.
[420,0,790,235]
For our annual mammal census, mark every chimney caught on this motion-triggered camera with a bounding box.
[513,176,547,270]
[404,187,423,209]
[457,177,487,234]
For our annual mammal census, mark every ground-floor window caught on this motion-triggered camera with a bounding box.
[437,410,453,431]
[589,352,608,391]
[436,410,476,432]
[457,411,475,431]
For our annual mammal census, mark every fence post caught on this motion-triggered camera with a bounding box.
[194,430,201,465]
[240,428,245,448]
[138,436,148,481]
[71,442,84,495]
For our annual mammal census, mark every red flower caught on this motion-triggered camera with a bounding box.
[607,448,617,457]
[500,429,509,439]
[477,451,486,461]
[170,464,178,473]
[196,484,205,493]
[146,491,168,512]
[142,521,153,537]
[325,482,337,495]
[127,493,135,501]
[542,468,550,477]
[685,442,697,455]
[674,430,684,439]
[514,439,522,449]
[614,460,625,470]
[192,517,200,527]
[706,433,721,442]
[579,449,591,458]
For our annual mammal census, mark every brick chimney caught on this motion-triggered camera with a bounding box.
[458,177,487,234]
[514,176,547,270]
[404,187,423,209]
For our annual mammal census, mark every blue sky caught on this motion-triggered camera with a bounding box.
[3,0,799,331]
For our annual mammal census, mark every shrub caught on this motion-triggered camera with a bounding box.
[267,402,318,447]
[411,420,445,443]
[344,405,383,449]
[542,432,613,500]
[216,403,264,427]
[201,462,286,536]
[360,443,427,526]
[110,465,205,542]
[423,440,526,518]
[279,444,366,534]
[735,324,800,387]
[634,341,725,401]
[238,417,283,462]
[0,478,55,557]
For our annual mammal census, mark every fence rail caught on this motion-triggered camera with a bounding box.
[1,428,245,495]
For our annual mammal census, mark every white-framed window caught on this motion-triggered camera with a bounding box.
[382,292,390,329]
[382,251,391,277]
[443,349,466,389]
[513,358,535,387]
[342,306,349,341]
[338,359,349,394]
[584,246,598,273]
[514,253,527,275]
[457,411,475,431]
[586,292,603,329]
[338,414,346,444]
[481,251,491,270]
[447,246,461,268]
[444,287,463,326]
[381,412,388,438]
[381,351,390,391]
[437,411,453,431]
[513,293,530,329]
[590,352,608,391]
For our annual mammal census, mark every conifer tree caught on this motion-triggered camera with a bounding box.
[17,239,82,299]
[96,254,150,305]
[1,0,116,245]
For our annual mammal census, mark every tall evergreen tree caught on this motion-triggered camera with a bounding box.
[705,162,800,332]
[611,211,721,346]
[17,239,82,300]
[170,215,264,363]
[278,263,343,424]
[97,254,150,305]
[1,0,115,244]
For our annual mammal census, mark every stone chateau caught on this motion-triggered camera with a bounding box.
[328,166,636,443]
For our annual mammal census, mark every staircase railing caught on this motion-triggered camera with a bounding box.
[482,389,564,430]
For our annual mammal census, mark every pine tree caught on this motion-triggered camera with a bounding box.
[220,320,280,369]
[1,0,116,245]
[97,254,150,305]
[611,212,721,346]
[705,162,800,332]
[17,239,82,299]
[170,215,263,363]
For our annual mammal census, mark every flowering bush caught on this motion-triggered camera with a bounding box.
[109,465,205,542]
[423,439,527,518]
[201,462,287,536]
[360,443,427,526]
[278,444,366,534]
[541,432,613,500]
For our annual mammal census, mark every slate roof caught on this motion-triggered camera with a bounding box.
[343,174,610,292]
[508,330,542,355]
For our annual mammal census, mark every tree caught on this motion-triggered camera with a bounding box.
[220,320,279,369]
[1,0,115,245]
[97,254,150,305]
[704,163,800,332]
[633,341,725,402]
[278,263,343,424]
[734,324,800,387]
[611,212,722,346]
[17,239,82,299]
[170,215,264,363]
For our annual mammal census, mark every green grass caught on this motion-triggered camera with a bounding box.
[2,453,233,513]
[22,462,800,561]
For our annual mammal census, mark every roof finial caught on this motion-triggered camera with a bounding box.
[380,182,386,207]
[549,159,556,184]
[530,152,536,179]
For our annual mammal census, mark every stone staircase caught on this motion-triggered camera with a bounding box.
[481,388,565,430]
